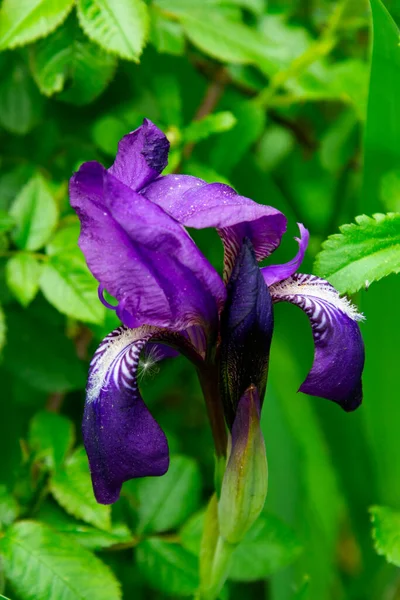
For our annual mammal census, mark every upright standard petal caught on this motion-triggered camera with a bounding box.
[270,273,365,411]
[70,163,226,331]
[108,118,170,192]
[262,224,309,286]
[143,175,287,280]
[220,239,273,428]
[84,326,169,504]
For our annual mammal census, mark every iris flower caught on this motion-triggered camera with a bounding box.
[70,119,364,505]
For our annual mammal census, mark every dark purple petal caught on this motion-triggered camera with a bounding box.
[270,273,365,411]
[84,326,169,504]
[70,163,226,331]
[108,119,169,192]
[143,175,287,279]
[84,325,205,504]
[220,239,273,428]
[262,224,309,286]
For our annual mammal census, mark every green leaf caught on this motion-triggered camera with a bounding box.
[180,510,205,555]
[152,74,182,127]
[314,213,400,294]
[5,253,41,307]
[40,256,105,324]
[0,62,44,135]
[10,174,58,251]
[29,411,75,470]
[50,447,111,531]
[184,161,232,187]
[210,99,265,175]
[0,211,15,234]
[363,0,400,212]
[0,0,74,50]
[0,485,19,529]
[150,8,185,56]
[183,112,236,143]
[370,505,400,567]
[0,305,6,356]
[40,224,105,325]
[136,538,199,596]
[381,169,400,212]
[134,454,201,534]
[77,0,149,61]
[199,495,219,590]
[229,513,302,581]
[37,502,133,551]
[2,306,85,393]
[266,332,344,599]
[181,510,301,581]
[163,7,277,74]
[91,115,128,156]
[0,520,121,600]
[319,109,358,174]
[30,21,117,104]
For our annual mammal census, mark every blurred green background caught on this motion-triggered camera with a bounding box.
[0,0,399,599]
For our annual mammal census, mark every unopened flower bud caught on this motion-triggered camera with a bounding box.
[218,385,268,545]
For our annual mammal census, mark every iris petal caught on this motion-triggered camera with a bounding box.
[143,175,287,280]
[84,325,204,504]
[70,163,226,331]
[220,239,273,428]
[108,118,170,192]
[270,273,365,411]
[262,224,309,286]
[84,326,169,504]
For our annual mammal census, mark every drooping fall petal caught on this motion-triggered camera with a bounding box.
[84,325,204,504]
[270,273,365,411]
[84,326,169,504]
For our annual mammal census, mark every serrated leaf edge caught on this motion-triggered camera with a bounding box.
[314,212,400,292]
[0,0,75,51]
[76,0,149,63]
[369,505,400,567]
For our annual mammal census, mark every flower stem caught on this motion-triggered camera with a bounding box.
[197,365,227,459]
[200,535,235,600]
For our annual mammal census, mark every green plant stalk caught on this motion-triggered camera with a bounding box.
[254,0,348,109]
[199,535,236,600]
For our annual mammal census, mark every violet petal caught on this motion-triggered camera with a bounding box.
[262,224,309,286]
[70,163,226,331]
[220,239,273,428]
[271,273,365,411]
[108,118,170,192]
[84,326,170,504]
[143,175,287,279]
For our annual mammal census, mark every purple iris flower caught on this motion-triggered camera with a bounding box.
[70,118,365,505]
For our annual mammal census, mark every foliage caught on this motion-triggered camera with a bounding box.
[370,506,400,567]
[0,0,399,599]
[314,213,400,294]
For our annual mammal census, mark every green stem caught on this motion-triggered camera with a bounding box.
[200,535,235,600]
[253,0,348,110]
[197,365,227,459]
